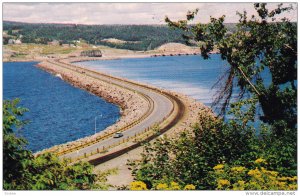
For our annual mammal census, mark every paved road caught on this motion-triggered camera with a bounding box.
[47,60,173,160]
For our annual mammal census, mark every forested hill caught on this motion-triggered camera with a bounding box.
[3,21,188,51]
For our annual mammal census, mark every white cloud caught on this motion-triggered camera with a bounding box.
[3,2,297,25]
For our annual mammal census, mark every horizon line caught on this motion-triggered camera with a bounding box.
[2,20,249,26]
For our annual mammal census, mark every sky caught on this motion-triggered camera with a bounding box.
[3,2,298,25]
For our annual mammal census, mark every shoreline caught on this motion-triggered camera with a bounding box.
[6,53,214,156]
[5,51,215,187]
[3,44,218,63]
[35,60,151,156]
[42,57,213,155]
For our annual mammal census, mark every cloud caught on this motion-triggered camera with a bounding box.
[3,2,297,25]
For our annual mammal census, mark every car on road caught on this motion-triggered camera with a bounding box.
[113,132,124,138]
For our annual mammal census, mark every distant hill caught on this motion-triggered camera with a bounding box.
[156,43,196,52]
[3,21,187,51]
[3,21,238,51]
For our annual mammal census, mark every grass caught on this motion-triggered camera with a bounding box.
[5,43,79,56]
[11,53,27,58]
[41,45,76,55]
[4,42,198,61]
[4,43,140,61]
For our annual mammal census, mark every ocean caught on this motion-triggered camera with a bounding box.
[76,54,273,128]
[76,54,231,106]
[3,61,120,152]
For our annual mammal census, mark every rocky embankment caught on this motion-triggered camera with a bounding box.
[35,60,149,155]
[62,57,212,138]
[35,57,214,158]
[64,58,213,139]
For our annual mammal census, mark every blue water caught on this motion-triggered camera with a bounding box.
[3,62,120,152]
[76,55,230,106]
[77,55,278,129]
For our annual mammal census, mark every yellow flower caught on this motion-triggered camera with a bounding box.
[266,170,278,177]
[130,181,148,190]
[213,164,224,170]
[255,158,266,164]
[250,181,257,186]
[287,176,297,181]
[218,179,230,187]
[248,168,261,177]
[278,177,288,181]
[288,184,297,190]
[156,183,168,190]
[268,176,276,181]
[215,169,224,174]
[292,176,297,181]
[238,180,245,186]
[233,186,243,191]
[170,181,180,190]
[184,184,196,190]
[170,181,179,186]
[233,180,245,190]
[231,166,245,173]
[276,181,286,188]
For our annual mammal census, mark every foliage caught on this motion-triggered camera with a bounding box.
[131,3,297,190]
[5,43,77,56]
[3,98,28,135]
[166,3,297,131]
[3,99,32,187]
[5,152,102,190]
[130,181,148,190]
[131,159,297,190]
[210,159,297,190]
[130,111,266,189]
[3,21,187,51]
[129,181,196,190]
[3,99,109,190]
[131,124,297,190]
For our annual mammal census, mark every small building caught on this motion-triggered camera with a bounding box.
[12,29,20,34]
[8,39,15,44]
[48,40,60,46]
[15,39,22,44]
[80,50,102,57]
[62,44,69,47]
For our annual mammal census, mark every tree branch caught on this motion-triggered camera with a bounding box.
[237,66,261,96]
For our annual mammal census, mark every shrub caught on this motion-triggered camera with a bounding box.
[3,99,110,190]
[210,159,297,190]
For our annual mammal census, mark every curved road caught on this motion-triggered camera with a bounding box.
[45,59,173,160]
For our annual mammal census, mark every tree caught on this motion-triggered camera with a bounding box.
[130,111,261,189]
[166,3,297,135]
[3,21,187,51]
[131,3,297,190]
[3,99,32,187]
[3,99,109,190]
[165,4,297,174]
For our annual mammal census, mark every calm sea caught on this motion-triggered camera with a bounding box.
[77,54,273,128]
[76,55,230,106]
[3,62,120,152]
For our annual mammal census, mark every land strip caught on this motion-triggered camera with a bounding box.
[36,58,176,160]
[31,50,212,187]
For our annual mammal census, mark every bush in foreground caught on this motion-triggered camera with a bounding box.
[3,99,110,190]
